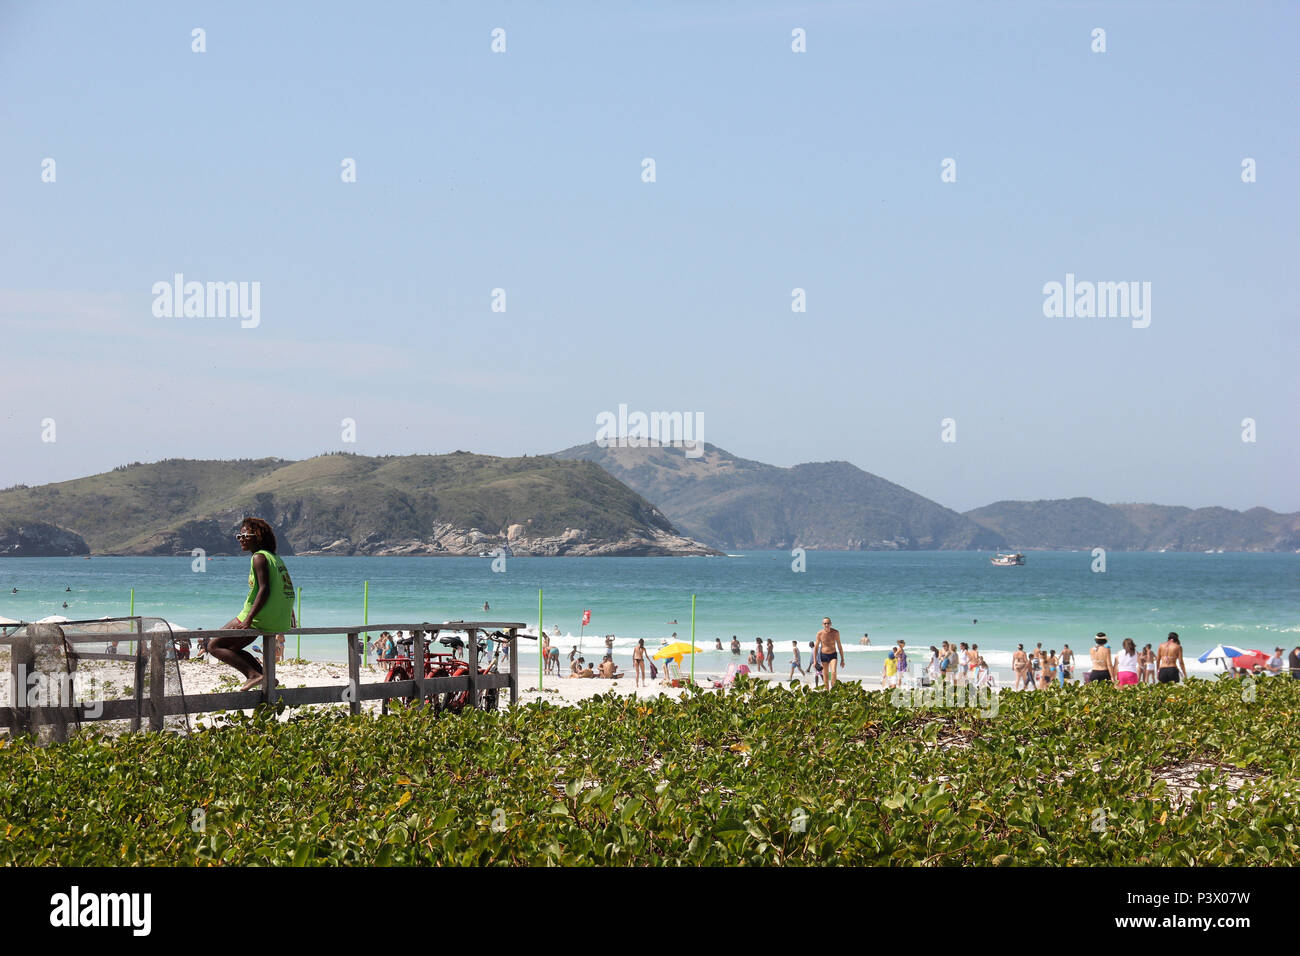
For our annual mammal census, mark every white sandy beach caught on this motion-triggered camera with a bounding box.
[156,655,894,725]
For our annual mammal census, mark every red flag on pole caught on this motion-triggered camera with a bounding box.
[581,609,591,627]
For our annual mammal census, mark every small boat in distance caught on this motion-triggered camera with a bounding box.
[991,552,1025,566]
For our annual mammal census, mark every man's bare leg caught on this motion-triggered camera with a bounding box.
[209,632,263,686]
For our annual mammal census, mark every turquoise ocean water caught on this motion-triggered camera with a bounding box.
[2,552,1297,682]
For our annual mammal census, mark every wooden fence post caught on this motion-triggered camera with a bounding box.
[347,632,361,716]
[508,627,520,706]
[466,628,479,709]
[148,635,165,732]
[413,629,426,706]
[8,631,33,738]
[131,631,146,733]
[263,631,277,710]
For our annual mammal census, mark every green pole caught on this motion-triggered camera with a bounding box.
[129,588,136,656]
[363,580,369,665]
[538,588,544,692]
[690,593,696,684]
[296,587,302,661]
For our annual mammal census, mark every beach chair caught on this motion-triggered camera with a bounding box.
[711,662,738,690]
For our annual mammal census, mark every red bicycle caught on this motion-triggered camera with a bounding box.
[433,632,510,714]
[381,631,509,715]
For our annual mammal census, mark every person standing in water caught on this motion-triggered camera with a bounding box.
[216,518,295,691]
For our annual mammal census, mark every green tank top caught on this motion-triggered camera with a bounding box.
[240,550,295,632]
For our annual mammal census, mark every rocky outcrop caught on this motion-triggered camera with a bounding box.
[295,522,720,557]
[0,521,90,557]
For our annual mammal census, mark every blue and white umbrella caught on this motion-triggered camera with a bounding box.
[1198,644,1248,666]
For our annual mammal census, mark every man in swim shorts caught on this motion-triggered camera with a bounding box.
[815,618,844,690]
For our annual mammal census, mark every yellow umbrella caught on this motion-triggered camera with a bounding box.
[653,641,703,664]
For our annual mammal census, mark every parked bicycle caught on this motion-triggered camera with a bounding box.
[381,630,510,715]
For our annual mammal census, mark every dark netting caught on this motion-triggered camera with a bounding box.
[4,617,191,742]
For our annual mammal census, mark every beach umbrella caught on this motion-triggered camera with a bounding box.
[34,615,70,624]
[1197,644,1249,665]
[1229,650,1271,672]
[653,641,703,664]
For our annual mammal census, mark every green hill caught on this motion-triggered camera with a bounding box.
[0,453,718,556]
[965,499,1300,551]
[552,442,1004,551]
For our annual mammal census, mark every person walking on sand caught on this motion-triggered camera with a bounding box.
[633,638,649,687]
[542,633,553,674]
[215,518,296,691]
[1116,638,1140,686]
[755,639,765,672]
[1156,632,1186,684]
[1087,633,1115,684]
[1011,644,1028,690]
[815,618,844,689]
[809,641,823,688]
[766,638,775,673]
[789,640,805,679]
[1059,644,1073,685]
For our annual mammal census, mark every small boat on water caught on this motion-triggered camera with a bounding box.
[991,552,1025,566]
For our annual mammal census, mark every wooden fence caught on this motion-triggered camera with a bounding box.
[0,619,531,740]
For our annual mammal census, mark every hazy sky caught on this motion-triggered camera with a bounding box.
[2,1,1296,513]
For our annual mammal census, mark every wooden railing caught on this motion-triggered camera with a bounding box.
[0,620,531,739]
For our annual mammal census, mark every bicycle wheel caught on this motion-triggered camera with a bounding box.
[440,664,470,714]
[382,666,415,714]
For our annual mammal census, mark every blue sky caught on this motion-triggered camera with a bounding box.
[1,0,1296,513]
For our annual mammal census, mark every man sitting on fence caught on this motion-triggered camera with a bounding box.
[215,517,296,691]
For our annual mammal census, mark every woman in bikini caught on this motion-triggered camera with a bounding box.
[632,638,648,688]
[1088,633,1116,684]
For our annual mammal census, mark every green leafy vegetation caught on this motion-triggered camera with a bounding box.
[2,676,1296,865]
